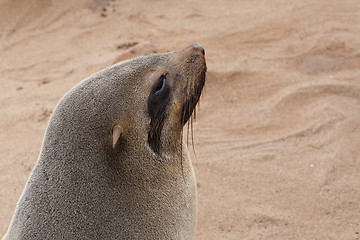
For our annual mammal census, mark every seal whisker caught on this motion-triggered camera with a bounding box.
[182,75,189,126]
[186,71,193,147]
[180,74,190,182]
[193,69,198,121]
[190,67,197,155]
[190,107,196,157]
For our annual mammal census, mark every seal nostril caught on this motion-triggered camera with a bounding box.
[193,43,205,56]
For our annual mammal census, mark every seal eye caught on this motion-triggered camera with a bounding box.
[147,75,171,154]
[148,75,171,115]
[153,75,167,95]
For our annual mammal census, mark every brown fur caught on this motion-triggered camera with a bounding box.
[3,44,206,239]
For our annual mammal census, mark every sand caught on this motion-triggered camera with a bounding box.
[1,0,360,239]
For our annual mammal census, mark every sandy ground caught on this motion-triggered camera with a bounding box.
[1,0,360,239]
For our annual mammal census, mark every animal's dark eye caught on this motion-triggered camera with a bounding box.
[147,74,171,154]
[148,75,171,116]
[153,75,168,95]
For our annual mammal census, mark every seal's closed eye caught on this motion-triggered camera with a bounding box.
[148,75,171,117]
[148,75,171,154]
[154,75,168,95]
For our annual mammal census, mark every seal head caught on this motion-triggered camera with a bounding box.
[4,44,206,239]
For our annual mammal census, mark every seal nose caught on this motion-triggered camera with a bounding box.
[192,43,205,56]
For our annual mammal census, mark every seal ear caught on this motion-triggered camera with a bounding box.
[112,124,124,149]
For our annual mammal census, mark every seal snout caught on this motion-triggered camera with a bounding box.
[184,43,205,56]
[192,43,205,56]
[179,44,207,127]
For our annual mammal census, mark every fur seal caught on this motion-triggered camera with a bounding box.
[3,43,206,239]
